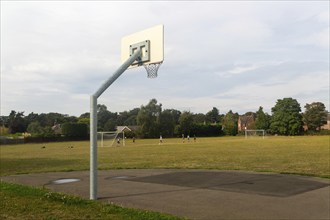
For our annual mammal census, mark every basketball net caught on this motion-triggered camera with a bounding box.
[144,62,162,78]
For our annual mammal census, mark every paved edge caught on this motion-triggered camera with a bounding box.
[1,169,330,220]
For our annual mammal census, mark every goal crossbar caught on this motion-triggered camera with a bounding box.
[97,131,118,147]
[245,129,265,139]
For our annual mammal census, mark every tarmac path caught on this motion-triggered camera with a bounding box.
[1,169,329,220]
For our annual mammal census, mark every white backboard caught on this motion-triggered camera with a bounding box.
[121,25,164,68]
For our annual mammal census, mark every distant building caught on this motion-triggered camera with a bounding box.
[238,114,255,132]
[52,123,62,134]
[320,113,330,130]
[116,126,139,132]
[303,113,330,131]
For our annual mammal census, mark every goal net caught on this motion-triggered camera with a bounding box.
[245,129,265,139]
[97,131,118,147]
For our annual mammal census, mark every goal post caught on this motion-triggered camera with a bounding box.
[97,128,130,147]
[245,129,265,139]
[97,131,118,147]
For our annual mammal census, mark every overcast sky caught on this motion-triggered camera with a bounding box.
[1,1,329,117]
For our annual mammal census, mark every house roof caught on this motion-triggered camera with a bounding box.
[116,126,132,132]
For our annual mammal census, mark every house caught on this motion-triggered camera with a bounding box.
[238,114,255,132]
[304,113,330,131]
[116,126,139,132]
[116,126,140,138]
[51,123,62,134]
[320,113,330,130]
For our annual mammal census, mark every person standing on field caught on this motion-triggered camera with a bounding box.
[159,135,163,145]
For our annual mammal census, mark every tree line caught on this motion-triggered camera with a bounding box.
[0,97,328,139]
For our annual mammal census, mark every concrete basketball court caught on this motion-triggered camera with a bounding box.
[1,169,329,220]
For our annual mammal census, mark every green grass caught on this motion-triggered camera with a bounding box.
[1,136,329,219]
[1,136,329,178]
[0,181,184,220]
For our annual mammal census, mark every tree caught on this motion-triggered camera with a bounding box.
[97,104,117,131]
[104,119,116,131]
[206,107,220,124]
[79,112,90,118]
[303,102,328,131]
[255,106,270,130]
[61,123,88,138]
[193,113,206,124]
[25,112,39,126]
[190,124,223,137]
[168,109,181,125]
[27,121,43,135]
[77,113,90,132]
[77,117,90,126]
[136,99,162,138]
[26,122,57,138]
[7,111,26,134]
[159,109,176,137]
[34,112,77,127]
[270,98,303,135]
[178,111,194,135]
[222,110,238,136]
[117,108,140,126]
[0,116,8,128]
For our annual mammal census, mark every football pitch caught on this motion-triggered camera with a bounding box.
[1,136,329,178]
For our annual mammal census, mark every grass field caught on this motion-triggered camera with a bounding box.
[1,136,329,178]
[0,181,183,220]
[1,135,329,219]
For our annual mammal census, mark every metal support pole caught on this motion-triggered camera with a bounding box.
[90,49,142,200]
[100,132,103,147]
[93,49,142,99]
[123,131,125,146]
[90,95,97,200]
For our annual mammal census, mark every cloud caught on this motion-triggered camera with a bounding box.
[300,27,330,48]
[1,1,329,116]
[227,64,260,75]
[213,67,329,113]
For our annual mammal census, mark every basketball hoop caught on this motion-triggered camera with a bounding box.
[144,62,162,78]
[90,24,164,200]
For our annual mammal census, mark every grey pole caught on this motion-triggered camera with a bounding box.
[90,49,142,200]
[90,95,97,200]
[94,49,142,99]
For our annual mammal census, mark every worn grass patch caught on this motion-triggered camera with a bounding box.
[0,181,184,220]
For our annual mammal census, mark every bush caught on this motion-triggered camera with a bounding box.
[61,123,88,138]
[0,126,9,135]
[190,124,223,137]
[304,129,330,136]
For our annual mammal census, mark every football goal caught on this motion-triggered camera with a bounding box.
[97,131,118,147]
[245,129,265,139]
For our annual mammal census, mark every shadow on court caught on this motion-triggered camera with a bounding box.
[2,169,329,220]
